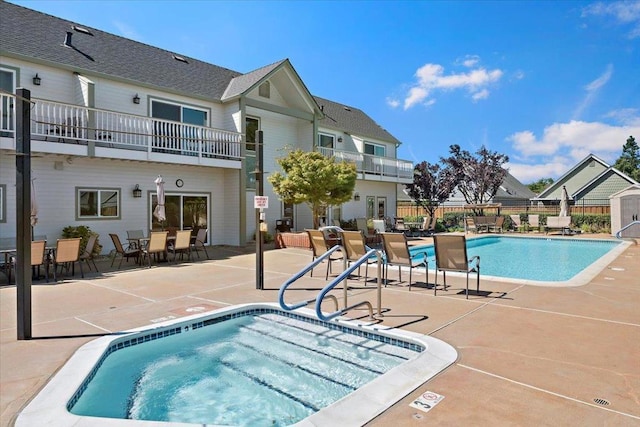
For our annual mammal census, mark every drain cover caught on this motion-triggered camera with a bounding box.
[593,398,610,406]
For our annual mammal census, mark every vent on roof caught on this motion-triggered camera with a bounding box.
[73,25,93,36]
[343,106,351,111]
[173,54,189,64]
[64,31,72,47]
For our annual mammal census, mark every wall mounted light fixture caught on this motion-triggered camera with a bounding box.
[353,192,360,201]
[132,184,142,198]
[33,74,41,86]
[337,136,343,142]
[133,94,140,104]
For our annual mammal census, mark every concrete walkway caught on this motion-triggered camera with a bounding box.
[1,235,639,426]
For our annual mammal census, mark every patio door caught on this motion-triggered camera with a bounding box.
[151,193,208,235]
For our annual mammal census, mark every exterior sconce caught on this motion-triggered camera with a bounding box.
[354,192,360,201]
[337,136,343,142]
[132,184,142,198]
[133,94,140,104]
[33,74,41,86]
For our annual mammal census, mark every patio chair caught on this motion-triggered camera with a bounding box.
[356,217,380,246]
[109,233,140,268]
[190,228,210,259]
[140,231,168,268]
[528,214,540,232]
[126,229,145,249]
[169,230,192,263]
[79,233,99,272]
[489,216,505,233]
[306,229,342,280]
[393,218,410,235]
[52,237,83,281]
[433,234,480,299]
[372,219,386,236]
[465,217,478,234]
[8,240,48,284]
[379,232,428,290]
[340,230,378,285]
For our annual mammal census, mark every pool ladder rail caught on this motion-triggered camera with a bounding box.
[278,246,383,322]
[615,220,640,242]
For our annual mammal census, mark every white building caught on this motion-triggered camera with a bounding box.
[0,2,412,253]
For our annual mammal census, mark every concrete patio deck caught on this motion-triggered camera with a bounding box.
[1,234,639,426]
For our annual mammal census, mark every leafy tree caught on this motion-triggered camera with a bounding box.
[613,135,640,182]
[268,149,357,228]
[527,178,554,195]
[405,161,457,218]
[440,144,509,215]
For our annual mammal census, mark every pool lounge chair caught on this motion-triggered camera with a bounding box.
[465,217,478,234]
[528,214,540,232]
[379,232,428,290]
[433,234,480,299]
[509,215,525,232]
[340,230,378,285]
[545,216,572,235]
[306,229,343,280]
[489,216,505,233]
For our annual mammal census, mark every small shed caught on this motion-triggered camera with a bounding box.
[609,184,640,238]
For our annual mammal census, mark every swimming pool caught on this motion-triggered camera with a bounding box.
[16,303,457,427]
[410,235,627,285]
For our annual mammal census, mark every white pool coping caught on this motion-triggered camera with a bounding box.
[418,234,632,287]
[16,303,458,427]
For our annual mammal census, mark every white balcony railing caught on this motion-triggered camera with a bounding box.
[317,146,414,181]
[0,95,242,160]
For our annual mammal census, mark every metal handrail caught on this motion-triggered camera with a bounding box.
[315,249,383,322]
[615,221,640,239]
[278,245,342,311]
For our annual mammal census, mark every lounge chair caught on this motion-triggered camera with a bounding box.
[379,232,427,290]
[509,215,524,232]
[545,216,572,235]
[356,217,380,245]
[140,231,168,268]
[306,229,343,280]
[340,230,378,284]
[190,228,210,259]
[528,214,540,232]
[79,233,99,272]
[168,230,192,262]
[465,217,478,234]
[433,234,480,299]
[109,233,140,268]
[52,237,83,281]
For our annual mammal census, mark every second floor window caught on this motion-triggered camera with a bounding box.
[317,133,334,149]
[151,100,208,126]
[364,142,386,157]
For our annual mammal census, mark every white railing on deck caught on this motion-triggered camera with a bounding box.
[317,146,413,180]
[1,95,242,160]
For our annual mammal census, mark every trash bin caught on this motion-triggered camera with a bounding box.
[276,218,291,232]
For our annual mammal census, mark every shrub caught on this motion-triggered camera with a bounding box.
[61,225,102,255]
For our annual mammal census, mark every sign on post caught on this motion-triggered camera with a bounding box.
[254,196,269,209]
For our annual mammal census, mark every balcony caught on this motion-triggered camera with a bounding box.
[0,95,242,168]
[316,146,414,183]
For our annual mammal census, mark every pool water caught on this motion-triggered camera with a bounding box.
[69,311,421,426]
[410,236,621,282]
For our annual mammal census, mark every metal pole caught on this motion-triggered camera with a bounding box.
[255,130,264,290]
[16,88,32,340]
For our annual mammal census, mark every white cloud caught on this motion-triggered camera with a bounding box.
[582,1,640,39]
[386,98,400,108]
[456,54,480,68]
[507,160,574,183]
[507,118,640,164]
[604,108,640,125]
[573,64,613,119]
[401,59,503,109]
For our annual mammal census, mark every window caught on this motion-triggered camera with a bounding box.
[364,142,386,157]
[77,188,119,219]
[246,117,259,152]
[245,116,260,190]
[1,68,15,135]
[258,81,270,98]
[0,184,6,223]
[317,133,334,149]
[366,196,375,219]
[151,193,208,232]
[151,100,207,126]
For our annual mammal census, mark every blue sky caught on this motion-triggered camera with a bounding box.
[12,0,640,184]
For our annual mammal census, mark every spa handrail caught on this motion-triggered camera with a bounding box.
[278,245,342,311]
[315,249,383,322]
[615,221,640,239]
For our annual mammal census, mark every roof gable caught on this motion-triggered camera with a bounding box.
[573,167,640,199]
[536,154,609,199]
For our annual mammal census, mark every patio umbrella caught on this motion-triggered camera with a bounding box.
[559,185,570,217]
[153,175,166,222]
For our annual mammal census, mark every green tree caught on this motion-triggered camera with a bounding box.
[527,178,554,195]
[613,136,640,182]
[268,149,357,228]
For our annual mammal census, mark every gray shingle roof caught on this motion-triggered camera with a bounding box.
[222,60,287,100]
[1,1,240,100]
[314,96,401,145]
